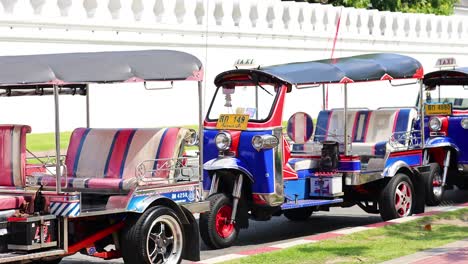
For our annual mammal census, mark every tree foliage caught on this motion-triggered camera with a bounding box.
[328,0,457,15]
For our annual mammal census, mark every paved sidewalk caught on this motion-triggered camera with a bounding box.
[381,239,468,264]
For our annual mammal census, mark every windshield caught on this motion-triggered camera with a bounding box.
[423,85,468,110]
[207,84,278,122]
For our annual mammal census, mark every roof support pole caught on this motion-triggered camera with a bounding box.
[344,83,349,156]
[419,81,425,148]
[86,84,90,128]
[53,85,62,194]
[322,84,326,110]
[198,81,204,184]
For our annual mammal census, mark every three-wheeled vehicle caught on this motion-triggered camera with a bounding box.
[200,53,430,249]
[0,50,208,263]
[422,60,468,205]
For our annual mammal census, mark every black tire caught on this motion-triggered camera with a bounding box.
[283,207,314,221]
[379,173,415,221]
[199,193,239,249]
[120,206,184,264]
[426,163,444,206]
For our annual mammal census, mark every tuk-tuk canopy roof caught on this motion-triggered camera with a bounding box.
[215,53,423,87]
[423,68,468,87]
[0,50,203,88]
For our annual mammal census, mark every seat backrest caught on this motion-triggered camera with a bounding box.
[65,127,187,180]
[364,108,417,143]
[313,110,359,143]
[0,125,31,187]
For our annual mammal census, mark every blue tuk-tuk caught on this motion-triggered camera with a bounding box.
[199,53,430,249]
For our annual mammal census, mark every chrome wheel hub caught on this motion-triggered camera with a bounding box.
[146,215,183,264]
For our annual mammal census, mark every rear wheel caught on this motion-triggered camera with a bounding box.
[379,173,415,221]
[199,193,239,249]
[426,163,444,206]
[121,206,184,264]
[283,207,314,221]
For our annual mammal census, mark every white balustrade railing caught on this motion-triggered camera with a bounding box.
[0,0,464,44]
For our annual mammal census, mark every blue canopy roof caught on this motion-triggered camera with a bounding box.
[423,67,468,87]
[215,53,423,87]
[0,50,203,88]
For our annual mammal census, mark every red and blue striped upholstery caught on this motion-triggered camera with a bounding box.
[287,112,314,144]
[29,127,188,191]
[351,108,417,156]
[303,108,416,156]
[0,125,31,188]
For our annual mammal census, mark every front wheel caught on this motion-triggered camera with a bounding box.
[426,163,444,206]
[199,193,239,249]
[283,207,314,221]
[121,206,184,264]
[379,173,415,221]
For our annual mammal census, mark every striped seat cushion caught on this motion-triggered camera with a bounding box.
[313,110,358,143]
[28,127,188,191]
[0,195,24,210]
[0,125,31,188]
[352,108,417,156]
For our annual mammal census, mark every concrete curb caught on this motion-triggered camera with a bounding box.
[195,203,468,264]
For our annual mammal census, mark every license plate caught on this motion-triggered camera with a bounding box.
[424,103,452,116]
[216,114,249,130]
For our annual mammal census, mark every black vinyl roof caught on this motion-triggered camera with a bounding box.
[215,53,423,87]
[423,68,468,87]
[0,50,203,88]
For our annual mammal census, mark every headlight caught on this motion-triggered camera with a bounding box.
[252,135,279,151]
[462,118,468,129]
[215,132,231,151]
[429,117,442,131]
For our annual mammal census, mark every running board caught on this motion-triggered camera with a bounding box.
[0,249,65,263]
[281,198,343,210]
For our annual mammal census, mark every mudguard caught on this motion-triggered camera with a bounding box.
[204,157,254,182]
[382,160,413,177]
[181,206,200,261]
[126,196,189,224]
[425,137,460,152]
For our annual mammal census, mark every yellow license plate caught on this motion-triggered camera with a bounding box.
[216,114,249,130]
[424,103,452,116]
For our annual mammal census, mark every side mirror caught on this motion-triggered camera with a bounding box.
[287,112,314,144]
[184,129,199,146]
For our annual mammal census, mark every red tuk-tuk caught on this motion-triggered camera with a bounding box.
[0,50,208,264]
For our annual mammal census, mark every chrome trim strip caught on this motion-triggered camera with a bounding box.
[181,201,210,213]
[344,172,383,185]
[0,249,66,263]
[74,208,126,218]
[204,126,283,131]
[269,127,284,207]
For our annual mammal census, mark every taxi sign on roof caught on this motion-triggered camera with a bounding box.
[435,57,457,69]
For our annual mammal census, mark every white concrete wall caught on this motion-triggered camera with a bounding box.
[0,0,466,132]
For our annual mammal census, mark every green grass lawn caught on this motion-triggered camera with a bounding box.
[226,209,468,264]
[27,132,72,153]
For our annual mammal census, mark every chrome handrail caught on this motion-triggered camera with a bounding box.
[136,157,199,185]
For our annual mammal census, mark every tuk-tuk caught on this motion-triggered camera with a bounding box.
[422,59,468,205]
[0,50,208,263]
[200,53,430,249]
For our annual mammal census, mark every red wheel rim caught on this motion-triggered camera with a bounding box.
[215,205,234,238]
[394,181,412,218]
